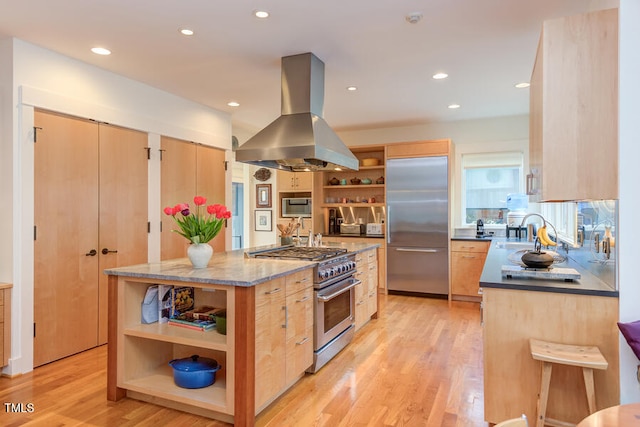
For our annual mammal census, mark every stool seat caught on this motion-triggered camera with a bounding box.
[530,339,608,370]
[529,339,608,427]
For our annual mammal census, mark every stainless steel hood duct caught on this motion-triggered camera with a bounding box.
[235,53,359,172]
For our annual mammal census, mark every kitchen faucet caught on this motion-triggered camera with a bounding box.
[519,213,559,246]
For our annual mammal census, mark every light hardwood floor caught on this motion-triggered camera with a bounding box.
[0,295,486,426]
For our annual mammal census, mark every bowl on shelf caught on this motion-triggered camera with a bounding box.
[350,178,361,185]
[329,177,340,185]
[361,158,380,167]
[376,176,385,184]
[361,178,372,185]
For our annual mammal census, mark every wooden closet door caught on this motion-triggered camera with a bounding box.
[160,137,196,260]
[34,110,99,367]
[97,124,149,344]
[196,145,227,253]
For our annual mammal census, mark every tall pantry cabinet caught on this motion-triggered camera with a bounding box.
[160,136,227,260]
[34,110,148,366]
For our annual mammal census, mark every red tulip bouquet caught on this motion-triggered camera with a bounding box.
[163,196,231,244]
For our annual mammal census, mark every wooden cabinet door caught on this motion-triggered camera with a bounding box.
[97,124,148,344]
[377,247,386,291]
[34,110,99,367]
[366,257,378,318]
[196,145,227,253]
[450,241,490,299]
[285,287,313,385]
[530,9,618,201]
[277,170,312,191]
[254,279,286,410]
[450,252,487,298]
[160,137,196,260]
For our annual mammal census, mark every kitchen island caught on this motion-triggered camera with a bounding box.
[480,240,619,425]
[104,242,379,426]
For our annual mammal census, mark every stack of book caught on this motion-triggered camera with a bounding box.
[167,306,224,331]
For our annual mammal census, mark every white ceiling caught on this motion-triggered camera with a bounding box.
[0,0,616,133]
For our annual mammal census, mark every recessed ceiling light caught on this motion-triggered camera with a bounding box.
[346,86,357,91]
[432,73,448,80]
[180,28,194,36]
[405,12,423,24]
[254,10,269,18]
[334,167,342,171]
[227,101,240,107]
[448,104,461,109]
[515,82,530,88]
[91,47,111,56]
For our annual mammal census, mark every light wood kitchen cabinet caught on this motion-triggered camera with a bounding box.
[450,240,490,301]
[255,278,287,410]
[255,269,313,411]
[386,139,450,159]
[354,248,378,331]
[161,137,227,259]
[528,8,618,202]
[277,170,313,192]
[483,287,619,425]
[0,284,11,367]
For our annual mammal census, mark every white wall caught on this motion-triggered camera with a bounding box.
[5,38,232,375]
[618,0,640,403]
[0,38,13,283]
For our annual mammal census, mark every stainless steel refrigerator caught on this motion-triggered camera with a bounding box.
[386,156,449,296]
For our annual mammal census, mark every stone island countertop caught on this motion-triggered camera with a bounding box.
[104,242,380,286]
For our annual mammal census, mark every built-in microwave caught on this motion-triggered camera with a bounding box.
[281,197,312,218]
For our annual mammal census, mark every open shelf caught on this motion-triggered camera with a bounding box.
[321,203,386,208]
[323,184,384,189]
[117,277,235,419]
[124,323,227,351]
[122,363,229,413]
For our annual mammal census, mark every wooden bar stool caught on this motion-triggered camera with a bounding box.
[529,339,608,427]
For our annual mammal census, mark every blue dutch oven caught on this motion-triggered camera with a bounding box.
[169,355,221,389]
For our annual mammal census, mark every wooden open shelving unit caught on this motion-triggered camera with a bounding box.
[112,277,236,420]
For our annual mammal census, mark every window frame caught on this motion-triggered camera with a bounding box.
[453,140,529,230]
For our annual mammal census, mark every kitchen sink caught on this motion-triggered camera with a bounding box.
[495,241,536,250]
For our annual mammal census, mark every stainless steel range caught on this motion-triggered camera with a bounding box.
[251,246,359,373]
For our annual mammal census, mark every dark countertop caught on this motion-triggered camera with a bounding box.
[451,236,494,242]
[479,239,618,297]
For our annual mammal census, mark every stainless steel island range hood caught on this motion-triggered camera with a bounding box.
[235,53,359,172]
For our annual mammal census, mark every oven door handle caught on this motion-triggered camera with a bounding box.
[317,279,360,302]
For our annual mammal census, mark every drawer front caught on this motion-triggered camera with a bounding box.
[451,240,490,253]
[285,269,313,296]
[285,288,313,341]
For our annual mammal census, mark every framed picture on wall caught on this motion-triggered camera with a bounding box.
[255,210,272,232]
[256,184,272,208]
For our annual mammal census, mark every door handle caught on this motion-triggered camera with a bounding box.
[85,249,97,256]
[396,248,438,253]
[101,248,118,255]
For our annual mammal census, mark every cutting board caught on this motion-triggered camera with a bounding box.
[501,265,581,281]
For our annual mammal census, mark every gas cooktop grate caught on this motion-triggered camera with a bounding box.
[255,247,348,261]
